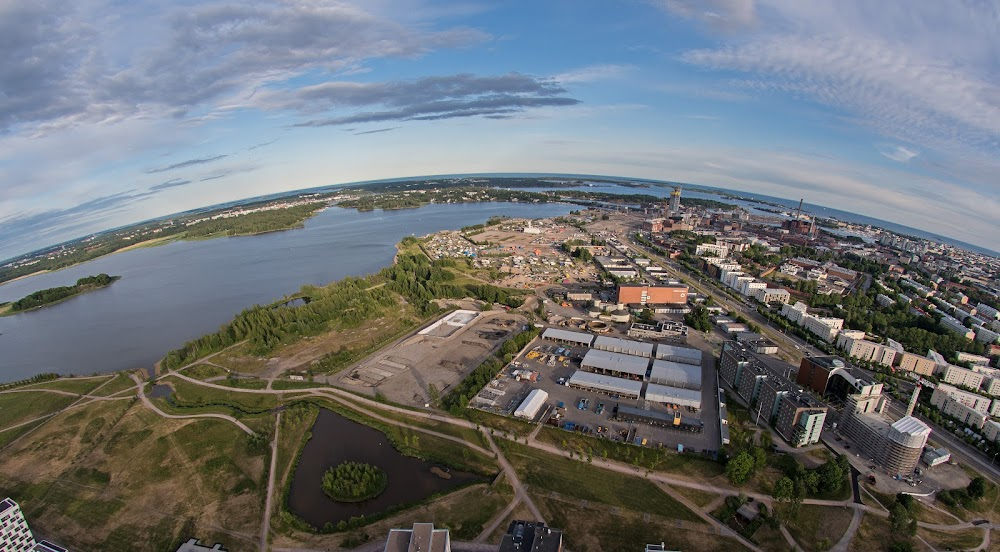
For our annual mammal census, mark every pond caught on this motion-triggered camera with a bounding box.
[286,408,485,528]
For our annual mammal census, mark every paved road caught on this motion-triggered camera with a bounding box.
[131,374,255,435]
[261,412,281,552]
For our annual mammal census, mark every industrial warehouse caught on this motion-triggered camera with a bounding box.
[474,323,720,453]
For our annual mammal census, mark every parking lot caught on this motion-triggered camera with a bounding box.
[474,326,722,455]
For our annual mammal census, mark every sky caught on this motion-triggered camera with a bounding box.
[1,0,999,260]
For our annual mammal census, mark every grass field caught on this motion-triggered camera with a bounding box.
[917,526,984,550]
[164,376,281,413]
[334,395,489,449]
[499,440,702,523]
[0,392,77,430]
[533,494,741,552]
[466,409,536,437]
[536,426,725,481]
[0,419,48,449]
[0,397,265,551]
[90,373,139,397]
[182,363,228,380]
[21,376,113,395]
[848,512,894,552]
[784,504,854,552]
[669,484,722,508]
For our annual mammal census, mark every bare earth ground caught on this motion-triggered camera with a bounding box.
[336,310,526,406]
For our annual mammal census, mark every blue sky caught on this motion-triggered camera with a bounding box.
[1,0,999,259]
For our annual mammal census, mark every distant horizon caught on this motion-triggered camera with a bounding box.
[2,2,998,264]
[4,172,995,265]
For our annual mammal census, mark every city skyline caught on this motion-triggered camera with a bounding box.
[2,0,999,259]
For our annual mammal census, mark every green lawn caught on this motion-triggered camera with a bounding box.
[181,364,228,381]
[917,526,983,551]
[536,426,725,480]
[534,495,736,552]
[164,377,280,413]
[22,376,112,395]
[0,419,48,449]
[89,373,139,397]
[785,504,854,552]
[466,409,535,437]
[0,392,77,430]
[500,440,702,523]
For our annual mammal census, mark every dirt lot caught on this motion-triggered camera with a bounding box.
[334,309,528,407]
[477,324,722,456]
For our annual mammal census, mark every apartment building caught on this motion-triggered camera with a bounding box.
[941,364,985,390]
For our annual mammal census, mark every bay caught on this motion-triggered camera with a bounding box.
[0,202,572,383]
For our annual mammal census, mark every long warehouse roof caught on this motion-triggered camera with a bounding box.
[568,370,644,396]
[650,359,702,389]
[654,344,703,364]
[643,383,702,409]
[542,328,594,346]
[593,335,655,357]
[581,349,649,377]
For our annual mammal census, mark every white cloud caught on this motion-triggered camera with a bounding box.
[878,144,918,163]
[673,1,1000,184]
[552,64,633,84]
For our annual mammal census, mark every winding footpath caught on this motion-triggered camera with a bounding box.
[130,374,254,435]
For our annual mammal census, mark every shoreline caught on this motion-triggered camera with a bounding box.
[0,276,121,317]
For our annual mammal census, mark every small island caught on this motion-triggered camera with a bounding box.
[321,461,388,502]
[1,274,120,316]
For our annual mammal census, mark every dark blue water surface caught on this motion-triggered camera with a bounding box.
[0,203,571,382]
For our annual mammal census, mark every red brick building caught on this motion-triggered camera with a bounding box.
[616,284,688,305]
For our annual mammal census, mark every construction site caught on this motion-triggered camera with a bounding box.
[337,309,527,407]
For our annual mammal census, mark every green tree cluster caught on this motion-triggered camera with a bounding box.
[443,326,540,414]
[684,305,712,332]
[10,273,118,311]
[321,461,388,502]
[184,203,325,238]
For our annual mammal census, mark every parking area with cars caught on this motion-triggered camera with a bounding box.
[473,327,722,455]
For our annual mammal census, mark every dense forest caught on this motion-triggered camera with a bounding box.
[7,273,119,312]
[160,236,527,370]
[184,203,325,238]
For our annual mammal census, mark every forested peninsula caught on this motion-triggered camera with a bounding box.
[1,274,120,315]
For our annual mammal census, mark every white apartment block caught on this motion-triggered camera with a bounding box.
[984,420,1000,442]
[0,498,35,552]
[983,378,1000,398]
[837,334,879,361]
[941,398,988,428]
[931,384,991,414]
[802,315,844,342]
[942,364,985,390]
[740,280,767,297]
[695,243,729,258]
[781,301,809,324]
[754,287,791,304]
[959,352,993,366]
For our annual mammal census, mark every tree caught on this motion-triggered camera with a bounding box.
[773,477,796,502]
[726,451,755,485]
[968,476,987,500]
[817,457,846,493]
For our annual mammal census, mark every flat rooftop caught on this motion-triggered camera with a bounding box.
[568,370,644,396]
[649,359,701,389]
[581,349,649,377]
[593,335,655,357]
